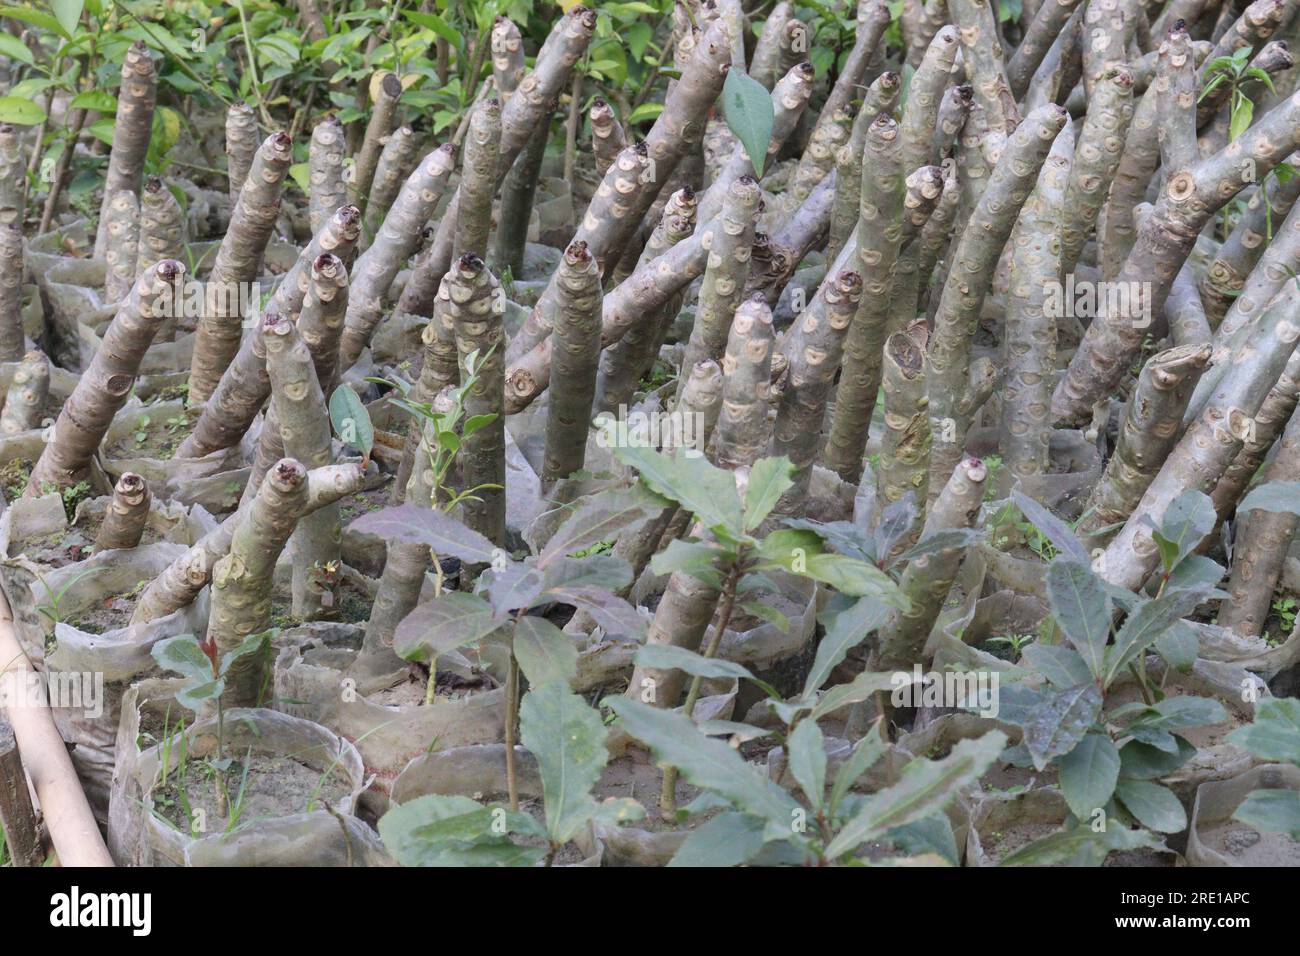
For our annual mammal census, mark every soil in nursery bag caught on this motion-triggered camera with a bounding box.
[1189,764,1300,867]
[103,405,197,461]
[269,575,374,629]
[153,749,353,834]
[1198,822,1300,866]
[123,706,382,866]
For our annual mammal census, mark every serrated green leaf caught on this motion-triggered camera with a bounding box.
[605,698,801,828]
[829,730,889,819]
[609,443,744,538]
[801,596,892,699]
[634,642,757,682]
[1103,588,1206,686]
[999,821,1163,866]
[348,504,499,564]
[826,732,1007,858]
[520,683,614,844]
[538,484,668,567]
[393,592,507,663]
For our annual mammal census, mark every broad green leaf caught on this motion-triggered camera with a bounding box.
[348,504,499,564]
[150,634,213,684]
[649,538,725,585]
[784,517,874,563]
[0,6,66,36]
[289,162,310,194]
[1022,683,1103,770]
[1229,94,1254,141]
[520,683,614,844]
[0,96,46,125]
[743,456,795,530]
[610,443,743,537]
[760,533,904,607]
[393,592,507,662]
[803,553,906,604]
[176,679,224,711]
[1154,620,1199,672]
[826,732,1007,858]
[668,812,769,867]
[720,69,775,176]
[329,385,373,457]
[50,0,85,37]
[480,561,545,616]
[634,642,757,682]
[885,814,960,865]
[1141,695,1227,730]
[538,484,668,567]
[1058,733,1120,821]
[1238,481,1300,516]
[404,10,463,50]
[1044,558,1111,679]
[787,719,827,811]
[801,596,892,699]
[1118,736,1197,779]
[545,585,645,638]
[1154,490,1215,571]
[1022,643,1092,689]
[0,33,33,66]
[1228,697,1300,764]
[218,631,269,676]
[513,617,578,688]
[69,90,117,113]
[999,821,1163,866]
[1233,788,1300,839]
[1114,779,1187,833]
[627,102,664,124]
[605,698,801,828]
[1166,554,1225,593]
[538,553,633,594]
